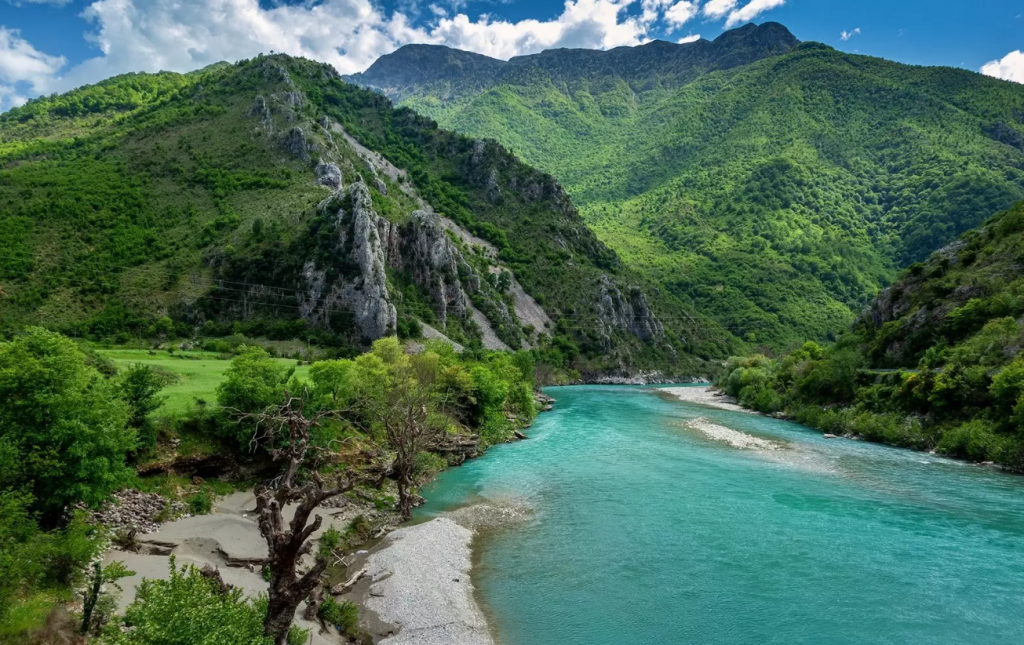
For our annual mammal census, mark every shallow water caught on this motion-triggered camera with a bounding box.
[417,385,1024,645]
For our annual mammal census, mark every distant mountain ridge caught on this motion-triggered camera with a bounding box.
[345,22,801,100]
[345,23,1024,348]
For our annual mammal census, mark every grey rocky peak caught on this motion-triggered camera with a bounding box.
[282,127,309,161]
[314,160,342,191]
[374,177,388,196]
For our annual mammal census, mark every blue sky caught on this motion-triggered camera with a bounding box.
[0,0,1022,110]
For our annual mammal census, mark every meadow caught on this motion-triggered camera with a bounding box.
[98,349,310,416]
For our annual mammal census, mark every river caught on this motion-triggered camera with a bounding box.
[417,385,1024,645]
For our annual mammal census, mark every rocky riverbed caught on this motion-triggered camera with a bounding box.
[659,385,749,413]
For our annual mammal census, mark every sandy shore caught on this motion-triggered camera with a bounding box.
[103,491,363,645]
[103,491,499,645]
[660,385,749,413]
[356,518,493,645]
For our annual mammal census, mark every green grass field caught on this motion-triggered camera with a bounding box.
[99,349,310,416]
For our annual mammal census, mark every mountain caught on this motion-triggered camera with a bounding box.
[345,23,1024,348]
[0,55,731,376]
[719,200,1024,470]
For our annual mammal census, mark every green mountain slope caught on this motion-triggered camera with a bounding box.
[346,23,1024,347]
[0,55,731,375]
[720,200,1024,470]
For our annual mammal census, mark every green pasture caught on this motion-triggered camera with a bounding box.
[99,349,310,416]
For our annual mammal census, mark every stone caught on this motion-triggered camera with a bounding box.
[282,127,309,161]
[249,95,270,119]
[314,160,342,191]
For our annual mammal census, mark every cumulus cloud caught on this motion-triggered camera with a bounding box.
[982,50,1024,84]
[677,33,700,44]
[0,26,66,109]
[703,0,737,18]
[663,1,698,30]
[840,28,860,41]
[428,0,646,59]
[724,0,786,28]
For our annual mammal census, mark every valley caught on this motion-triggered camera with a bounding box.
[1,15,1024,645]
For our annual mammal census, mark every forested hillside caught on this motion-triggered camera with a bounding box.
[720,200,1024,470]
[347,23,1024,347]
[0,55,732,376]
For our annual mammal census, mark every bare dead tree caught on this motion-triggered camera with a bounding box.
[246,393,360,645]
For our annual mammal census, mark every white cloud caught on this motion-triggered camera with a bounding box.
[427,0,646,59]
[703,0,737,19]
[677,33,700,44]
[663,1,698,30]
[0,26,66,110]
[640,0,672,24]
[982,50,1024,84]
[840,28,860,41]
[724,0,786,28]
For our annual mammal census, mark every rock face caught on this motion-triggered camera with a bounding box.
[301,181,398,339]
[299,182,491,341]
[595,275,665,348]
[283,127,309,160]
[314,160,342,191]
[385,210,473,324]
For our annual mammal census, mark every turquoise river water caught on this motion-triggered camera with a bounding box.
[417,385,1024,645]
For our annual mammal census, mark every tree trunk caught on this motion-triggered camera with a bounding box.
[303,581,324,621]
[264,594,297,645]
[397,469,413,520]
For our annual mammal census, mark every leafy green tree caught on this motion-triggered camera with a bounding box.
[217,346,291,414]
[217,346,292,447]
[119,364,167,451]
[0,328,134,516]
[352,338,448,519]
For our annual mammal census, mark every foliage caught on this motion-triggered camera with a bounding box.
[98,558,288,645]
[717,201,1024,470]
[356,25,1024,348]
[0,328,135,514]
[216,346,293,447]
[119,364,167,451]
[317,597,359,638]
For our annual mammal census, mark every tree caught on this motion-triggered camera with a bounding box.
[248,394,360,645]
[0,328,134,518]
[81,560,134,635]
[119,364,166,451]
[217,345,292,447]
[353,338,448,519]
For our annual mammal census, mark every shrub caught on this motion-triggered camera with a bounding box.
[318,597,359,638]
[98,558,282,645]
[937,420,1003,462]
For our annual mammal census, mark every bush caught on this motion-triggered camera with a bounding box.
[937,420,1003,462]
[318,597,359,638]
[216,345,292,446]
[98,558,296,645]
